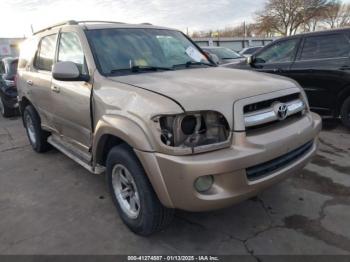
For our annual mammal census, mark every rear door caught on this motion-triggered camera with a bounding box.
[50,29,92,154]
[27,33,58,130]
[251,38,301,76]
[289,33,350,116]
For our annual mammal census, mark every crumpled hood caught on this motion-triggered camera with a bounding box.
[108,67,297,112]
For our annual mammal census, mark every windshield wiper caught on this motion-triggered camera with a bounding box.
[173,61,215,68]
[110,65,173,74]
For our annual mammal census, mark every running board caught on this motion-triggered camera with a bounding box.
[47,136,105,175]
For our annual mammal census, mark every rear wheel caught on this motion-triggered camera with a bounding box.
[0,97,14,118]
[340,97,350,129]
[106,144,174,236]
[23,105,51,153]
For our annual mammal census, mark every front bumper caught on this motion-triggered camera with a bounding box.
[136,112,322,211]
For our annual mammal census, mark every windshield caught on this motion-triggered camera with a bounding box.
[205,47,242,59]
[243,47,261,55]
[86,28,212,75]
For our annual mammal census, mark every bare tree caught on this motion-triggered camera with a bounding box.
[323,0,350,28]
[256,0,330,36]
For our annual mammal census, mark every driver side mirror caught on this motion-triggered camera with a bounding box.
[52,61,89,82]
[247,55,255,65]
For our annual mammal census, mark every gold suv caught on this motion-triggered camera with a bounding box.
[17,20,322,235]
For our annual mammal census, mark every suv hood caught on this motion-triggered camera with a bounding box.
[108,67,297,112]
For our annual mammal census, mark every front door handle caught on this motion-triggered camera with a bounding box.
[51,86,60,93]
[26,80,33,86]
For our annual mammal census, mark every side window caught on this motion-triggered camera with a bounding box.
[255,39,299,64]
[0,61,5,74]
[35,34,57,71]
[300,34,350,61]
[58,32,86,74]
[19,37,39,69]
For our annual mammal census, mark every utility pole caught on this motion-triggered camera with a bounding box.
[243,21,246,48]
[30,24,34,34]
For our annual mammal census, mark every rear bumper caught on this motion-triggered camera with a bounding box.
[0,88,18,109]
[136,112,322,211]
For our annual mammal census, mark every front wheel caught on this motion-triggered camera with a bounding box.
[341,97,350,129]
[106,144,174,236]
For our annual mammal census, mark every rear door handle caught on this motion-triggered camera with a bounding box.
[26,80,33,86]
[51,86,60,93]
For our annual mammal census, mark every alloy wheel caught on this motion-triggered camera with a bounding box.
[112,164,141,219]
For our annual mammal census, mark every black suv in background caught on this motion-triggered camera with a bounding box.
[234,28,350,128]
[0,57,18,117]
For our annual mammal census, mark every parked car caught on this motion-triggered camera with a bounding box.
[17,20,321,236]
[202,46,246,66]
[0,57,19,117]
[233,28,350,128]
[239,46,263,58]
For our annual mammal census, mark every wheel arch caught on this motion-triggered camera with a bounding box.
[92,117,174,208]
[336,87,350,116]
[92,116,155,167]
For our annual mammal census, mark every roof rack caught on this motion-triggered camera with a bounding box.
[34,20,78,35]
[76,20,125,25]
[33,20,126,35]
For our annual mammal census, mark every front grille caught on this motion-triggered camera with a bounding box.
[246,141,313,181]
[244,93,300,114]
[243,93,305,130]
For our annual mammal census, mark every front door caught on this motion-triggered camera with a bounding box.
[289,33,350,117]
[251,38,301,77]
[50,30,92,153]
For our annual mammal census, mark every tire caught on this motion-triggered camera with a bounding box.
[0,97,14,118]
[106,144,174,236]
[341,97,350,129]
[23,105,51,153]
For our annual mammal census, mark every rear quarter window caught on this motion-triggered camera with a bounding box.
[300,34,350,60]
[18,37,39,69]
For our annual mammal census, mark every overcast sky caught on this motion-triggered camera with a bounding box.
[2,0,350,38]
[0,0,269,37]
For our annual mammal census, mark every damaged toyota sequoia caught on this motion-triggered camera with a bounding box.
[17,21,321,235]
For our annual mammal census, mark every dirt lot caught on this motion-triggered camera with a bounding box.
[0,115,349,258]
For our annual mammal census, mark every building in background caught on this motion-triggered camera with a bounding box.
[192,37,276,52]
[0,38,25,59]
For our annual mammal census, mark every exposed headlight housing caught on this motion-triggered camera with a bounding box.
[153,111,230,154]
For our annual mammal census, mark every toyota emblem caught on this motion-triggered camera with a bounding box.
[274,103,288,120]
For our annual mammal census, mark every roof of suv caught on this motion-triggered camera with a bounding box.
[275,27,350,42]
[34,20,175,35]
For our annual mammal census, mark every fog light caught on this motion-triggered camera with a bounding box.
[194,175,214,193]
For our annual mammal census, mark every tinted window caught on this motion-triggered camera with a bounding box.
[9,60,18,75]
[58,32,86,74]
[203,47,242,59]
[256,39,299,64]
[300,34,350,60]
[244,47,261,55]
[0,61,4,74]
[35,34,57,71]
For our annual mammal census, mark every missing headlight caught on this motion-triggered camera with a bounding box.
[156,111,229,149]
